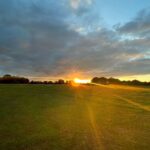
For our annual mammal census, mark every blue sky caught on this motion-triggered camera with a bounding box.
[96,0,150,27]
[0,0,150,81]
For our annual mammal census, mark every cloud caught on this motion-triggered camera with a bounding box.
[110,58,150,76]
[70,0,80,9]
[115,7,150,37]
[70,0,93,9]
[0,1,149,80]
[0,0,79,76]
[69,0,94,16]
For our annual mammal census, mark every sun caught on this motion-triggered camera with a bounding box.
[74,78,91,84]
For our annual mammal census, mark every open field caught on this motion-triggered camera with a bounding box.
[0,84,149,150]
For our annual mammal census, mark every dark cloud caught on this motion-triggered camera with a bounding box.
[0,0,79,76]
[115,7,150,37]
[0,1,149,79]
[109,58,150,77]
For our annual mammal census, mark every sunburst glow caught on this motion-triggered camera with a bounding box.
[74,78,91,84]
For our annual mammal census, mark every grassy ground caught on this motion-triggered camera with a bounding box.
[0,84,149,150]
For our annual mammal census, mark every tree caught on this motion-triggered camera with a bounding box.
[57,79,65,84]
[92,77,108,85]
[0,74,29,84]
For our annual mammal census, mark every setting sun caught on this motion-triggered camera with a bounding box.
[74,78,91,84]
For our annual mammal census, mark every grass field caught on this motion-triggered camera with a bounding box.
[0,84,149,150]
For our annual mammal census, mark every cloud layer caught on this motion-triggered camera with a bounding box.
[0,0,150,80]
[116,7,150,37]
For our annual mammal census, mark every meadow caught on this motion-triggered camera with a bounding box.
[0,84,149,150]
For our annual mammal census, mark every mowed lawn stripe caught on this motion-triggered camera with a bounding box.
[86,104,104,150]
[114,95,150,112]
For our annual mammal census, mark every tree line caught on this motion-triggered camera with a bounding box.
[0,74,66,84]
[0,74,150,86]
[92,77,150,86]
[0,74,29,84]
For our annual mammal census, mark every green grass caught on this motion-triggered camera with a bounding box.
[0,84,149,150]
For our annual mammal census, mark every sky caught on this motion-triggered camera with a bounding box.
[0,0,150,81]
